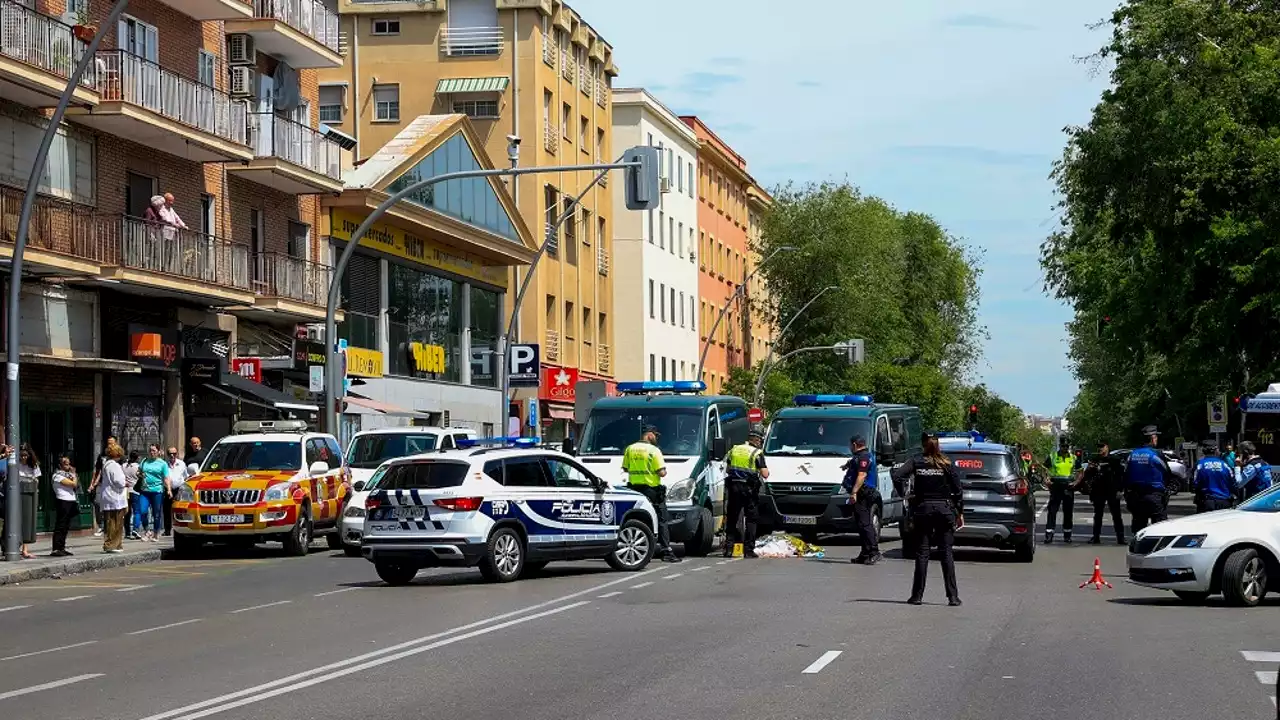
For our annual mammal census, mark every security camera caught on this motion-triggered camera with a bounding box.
[506,134,521,146]
[506,135,521,165]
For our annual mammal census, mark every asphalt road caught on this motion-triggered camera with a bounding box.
[0,493,1274,720]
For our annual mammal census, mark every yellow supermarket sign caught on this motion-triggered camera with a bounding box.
[345,347,383,378]
[330,208,509,289]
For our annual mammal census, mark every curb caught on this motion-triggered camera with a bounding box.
[0,548,169,586]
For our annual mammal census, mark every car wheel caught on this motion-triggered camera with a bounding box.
[608,519,655,571]
[685,507,714,556]
[1174,590,1211,604]
[479,528,525,583]
[1222,548,1268,607]
[325,530,344,551]
[1014,537,1035,563]
[282,513,312,557]
[342,543,362,558]
[375,562,417,586]
[172,532,203,557]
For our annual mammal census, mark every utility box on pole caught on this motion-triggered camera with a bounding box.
[623,146,660,211]
[833,339,865,364]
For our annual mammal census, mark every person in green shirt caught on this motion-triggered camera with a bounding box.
[136,444,171,542]
[621,425,680,563]
[1044,446,1081,544]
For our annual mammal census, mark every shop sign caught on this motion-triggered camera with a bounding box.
[182,358,223,383]
[408,342,446,374]
[539,366,579,402]
[309,365,325,393]
[293,340,326,372]
[232,357,262,383]
[180,326,230,361]
[330,208,510,289]
[128,324,179,369]
[345,347,384,378]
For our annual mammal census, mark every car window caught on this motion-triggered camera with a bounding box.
[378,461,469,490]
[324,437,342,464]
[205,441,301,472]
[441,435,456,450]
[543,457,593,488]
[499,458,551,487]
[888,415,907,453]
[875,417,892,454]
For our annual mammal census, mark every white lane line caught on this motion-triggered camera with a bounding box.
[0,673,103,702]
[662,572,684,580]
[1256,670,1277,685]
[54,595,94,602]
[314,588,360,598]
[630,582,653,589]
[715,560,729,565]
[1243,651,1280,663]
[139,568,655,720]
[128,619,202,636]
[0,640,98,663]
[802,650,843,675]
[117,585,152,593]
[167,602,590,720]
[597,591,623,599]
[229,600,291,614]
[0,605,30,613]
[691,566,711,572]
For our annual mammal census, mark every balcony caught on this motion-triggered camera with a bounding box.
[225,0,342,69]
[597,344,610,375]
[0,0,99,107]
[596,80,607,108]
[596,245,608,276]
[544,328,560,363]
[496,0,552,12]
[440,26,503,57]
[229,112,343,194]
[540,31,555,68]
[543,122,557,154]
[99,215,254,305]
[561,49,573,83]
[154,0,252,21]
[70,50,250,162]
[248,252,331,320]
[0,185,111,276]
[579,64,590,96]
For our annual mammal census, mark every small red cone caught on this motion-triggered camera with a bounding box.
[1079,556,1113,590]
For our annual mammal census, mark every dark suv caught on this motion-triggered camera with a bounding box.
[901,440,1036,562]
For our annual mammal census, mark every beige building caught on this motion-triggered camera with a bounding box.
[318,0,617,436]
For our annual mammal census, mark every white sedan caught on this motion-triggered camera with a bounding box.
[339,461,394,556]
[1127,485,1280,606]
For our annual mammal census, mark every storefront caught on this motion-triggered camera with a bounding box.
[534,366,618,443]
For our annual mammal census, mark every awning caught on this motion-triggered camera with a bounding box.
[546,406,574,421]
[343,394,426,417]
[0,353,141,373]
[436,77,510,94]
[208,373,319,413]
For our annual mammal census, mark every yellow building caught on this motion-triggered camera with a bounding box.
[746,183,774,367]
[319,0,617,436]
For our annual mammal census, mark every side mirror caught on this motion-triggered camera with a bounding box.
[352,480,366,492]
[711,437,728,462]
[309,461,330,476]
[562,437,576,456]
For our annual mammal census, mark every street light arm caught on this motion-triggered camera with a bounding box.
[695,245,793,382]
[754,286,837,403]
[751,345,847,406]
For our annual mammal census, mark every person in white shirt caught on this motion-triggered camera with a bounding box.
[164,447,188,537]
[50,455,79,557]
[99,445,129,553]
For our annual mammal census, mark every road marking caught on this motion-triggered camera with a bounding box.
[597,591,623,599]
[314,588,360,598]
[631,582,653,589]
[716,560,729,565]
[1243,651,1280,663]
[156,602,591,720]
[0,674,103,702]
[229,600,291,614]
[139,569,655,720]
[662,573,684,580]
[128,619,202,636]
[116,585,153,593]
[0,605,30,613]
[1257,671,1277,685]
[691,566,711,572]
[0,640,97,663]
[802,651,843,674]
[54,595,94,602]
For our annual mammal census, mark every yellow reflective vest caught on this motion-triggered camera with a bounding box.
[621,441,666,487]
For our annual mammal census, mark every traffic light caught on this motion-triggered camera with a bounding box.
[622,146,660,211]
[967,404,978,426]
[1096,315,1111,337]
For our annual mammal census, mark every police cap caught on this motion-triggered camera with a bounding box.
[748,424,765,439]
[641,424,661,436]
[1200,440,1219,454]
[1141,425,1161,436]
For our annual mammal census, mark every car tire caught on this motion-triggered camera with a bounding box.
[375,562,418,586]
[1014,537,1035,563]
[608,518,655,571]
[282,513,312,557]
[479,528,525,583]
[342,543,362,558]
[1174,590,1211,604]
[172,532,203,557]
[685,507,715,556]
[324,530,343,551]
[1222,548,1268,607]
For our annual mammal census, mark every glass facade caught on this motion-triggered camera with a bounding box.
[386,132,517,242]
[388,263,462,382]
[469,284,502,388]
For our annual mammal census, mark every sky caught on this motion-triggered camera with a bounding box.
[572,0,1120,417]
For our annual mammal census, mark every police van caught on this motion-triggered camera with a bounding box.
[360,438,659,585]
[758,394,922,541]
[571,381,748,555]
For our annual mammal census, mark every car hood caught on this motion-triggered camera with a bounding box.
[189,470,300,488]
[1140,509,1262,538]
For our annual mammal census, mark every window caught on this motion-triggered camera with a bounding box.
[373,84,399,122]
[118,16,158,62]
[543,89,552,129]
[658,210,664,249]
[689,228,695,262]
[372,17,400,35]
[583,307,593,345]
[564,300,575,340]
[319,85,343,123]
[649,279,655,318]
[200,194,214,236]
[660,356,667,381]
[580,116,588,151]
[677,222,683,257]
[596,128,604,162]
[649,354,655,381]
[453,100,499,119]
[671,358,677,381]
[543,458,592,488]
[677,156,683,192]
[387,264,462,381]
[546,294,556,330]
[659,283,666,322]
[581,208,591,246]
[698,231,705,266]
[488,458,549,487]
[689,297,694,329]
[287,220,309,258]
[598,217,606,251]
[647,210,654,244]
[670,288,676,326]
[679,291,685,327]
[563,198,577,265]
[543,184,559,256]
[688,164,695,197]
[667,148,674,180]
[680,361,686,379]
[197,50,215,87]
[562,103,571,139]
[669,218,675,254]
[598,313,607,347]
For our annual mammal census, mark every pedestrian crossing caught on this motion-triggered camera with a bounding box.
[1239,650,1280,707]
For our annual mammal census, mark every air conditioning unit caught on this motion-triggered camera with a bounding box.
[228,34,256,65]
[230,66,256,98]
[659,177,671,194]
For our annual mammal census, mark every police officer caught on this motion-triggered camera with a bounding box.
[892,433,963,607]
[1124,425,1172,533]
[843,435,882,565]
[723,425,768,559]
[1237,441,1273,500]
[1087,442,1125,545]
[622,424,680,563]
[1044,445,1080,544]
[1192,442,1234,513]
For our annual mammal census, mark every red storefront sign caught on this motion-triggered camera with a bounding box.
[232,357,262,383]
[538,366,579,402]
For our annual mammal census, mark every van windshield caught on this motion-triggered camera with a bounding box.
[346,433,439,469]
[765,418,872,457]
[580,408,705,456]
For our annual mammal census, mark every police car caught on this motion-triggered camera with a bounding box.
[360,438,659,585]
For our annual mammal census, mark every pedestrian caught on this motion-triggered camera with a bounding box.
[1044,444,1081,544]
[1236,441,1273,500]
[844,434,882,565]
[621,424,680,563]
[15,444,39,559]
[893,433,963,606]
[163,446,188,536]
[136,444,168,542]
[1224,442,1237,474]
[1087,442,1126,545]
[185,436,207,477]
[722,425,767,559]
[1192,442,1234,513]
[124,450,141,539]
[1123,425,1172,534]
[87,436,119,537]
[99,444,128,554]
[50,455,79,557]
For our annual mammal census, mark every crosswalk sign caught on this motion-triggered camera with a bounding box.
[1208,396,1228,425]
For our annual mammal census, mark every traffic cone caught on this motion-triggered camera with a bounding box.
[1079,556,1113,590]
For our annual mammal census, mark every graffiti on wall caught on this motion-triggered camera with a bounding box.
[112,397,161,455]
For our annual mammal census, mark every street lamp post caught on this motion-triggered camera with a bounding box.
[750,343,863,404]
[753,285,837,404]
[694,246,795,383]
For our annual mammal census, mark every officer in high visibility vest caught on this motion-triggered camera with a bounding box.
[622,424,680,563]
[1045,445,1081,544]
[723,425,768,558]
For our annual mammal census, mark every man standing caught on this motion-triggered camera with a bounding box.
[844,435,882,565]
[622,424,680,563]
[1045,445,1080,544]
[163,446,189,536]
[1192,442,1234,513]
[1087,442,1125,545]
[1237,441,1273,500]
[1124,425,1172,533]
[723,425,767,559]
[184,436,207,477]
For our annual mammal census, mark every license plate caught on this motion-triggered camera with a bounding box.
[393,507,426,521]
[783,515,817,525]
[205,514,245,524]
[963,491,985,500]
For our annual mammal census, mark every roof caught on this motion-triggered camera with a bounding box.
[592,394,744,409]
[218,433,318,445]
[351,426,475,437]
[774,404,911,419]
[941,441,1012,454]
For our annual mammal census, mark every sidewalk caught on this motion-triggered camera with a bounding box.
[0,529,172,586]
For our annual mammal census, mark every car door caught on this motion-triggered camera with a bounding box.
[303,439,329,519]
[490,456,563,552]
[882,413,908,521]
[542,455,615,557]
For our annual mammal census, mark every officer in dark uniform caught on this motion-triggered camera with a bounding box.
[1124,425,1172,534]
[1192,442,1234,513]
[892,433,963,607]
[722,425,768,559]
[843,435,881,565]
[1086,442,1125,545]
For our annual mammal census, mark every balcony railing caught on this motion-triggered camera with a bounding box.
[440,26,502,56]
[252,251,329,305]
[596,80,608,108]
[541,31,555,67]
[596,245,608,276]
[96,50,247,145]
[254,0,340,53]
[0,0,96,88]
[597,344,610,375]
[561,48,573,82]
[579,64,590,96]
[118,215,251,290]
[544,328,560,363]
[249,112,341,179]
[543,123,557,154]
[0,185,112,263]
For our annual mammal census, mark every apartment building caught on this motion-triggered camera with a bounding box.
[0,0,345,528]
[317,0,616,440]
[609,88,698,385]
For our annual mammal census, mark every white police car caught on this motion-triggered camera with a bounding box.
[360,438,659,585]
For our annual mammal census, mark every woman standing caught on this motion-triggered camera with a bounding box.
[137,445,169,542]
[99,445,128,553]
[15,444,40,559]
[50,455,79,557]
[892,433,964,606]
